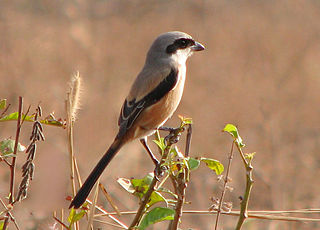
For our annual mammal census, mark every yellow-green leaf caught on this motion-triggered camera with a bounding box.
[200,158,224,175]
[0,99,6,109]
[223,124,245,147]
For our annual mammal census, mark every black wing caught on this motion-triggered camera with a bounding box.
[117,68,178,137]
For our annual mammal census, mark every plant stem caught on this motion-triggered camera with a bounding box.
[185,124,192,156]
[66,93,76,196]
[0,198,20,230]
[3,96,23,230]
[235,144,254,230]
[129,174,159,229]
[169,170,187,230]
[9,96,23,204]
[99,183,121,216]
[87,178,100,230]
[169,123,192,230]
[214,141,235,230]
[129,130,178,229]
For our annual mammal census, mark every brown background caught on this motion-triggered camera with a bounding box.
[1,0,320,229]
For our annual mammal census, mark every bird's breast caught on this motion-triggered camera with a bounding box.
[135,67,186,133]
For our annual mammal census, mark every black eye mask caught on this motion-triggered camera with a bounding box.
[166,38,195,54]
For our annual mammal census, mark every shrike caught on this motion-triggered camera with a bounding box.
[70,31,204,209]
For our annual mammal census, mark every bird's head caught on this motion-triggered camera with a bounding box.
[146,31,205,65]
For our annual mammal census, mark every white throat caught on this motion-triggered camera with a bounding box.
[171,48,193,65]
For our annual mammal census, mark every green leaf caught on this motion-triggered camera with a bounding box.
[0,112,34,122]
[138,207,175,230]
[187,157,200,171]
[223,124,238,138]
[0,139,26,155]
[0,99,6,109]
[131,173,154,199]
[0,220,4,230]
[223,124,245,147]
[39,118,65,127]
[0,112,65,127]
[200,158,224,175]
[68,208,86,226]
[119,174,167,207]
[148,191,167,208]
[153,137,166,152]
[67,208,76,223]
[131,173,154,189]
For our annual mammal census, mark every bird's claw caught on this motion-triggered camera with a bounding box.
[164,128,182,145]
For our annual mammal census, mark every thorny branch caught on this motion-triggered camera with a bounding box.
[235,144,254,230]
[214,141,235,230]
[169,123,192,230]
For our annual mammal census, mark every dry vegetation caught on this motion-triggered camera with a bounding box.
[1,0,320,229]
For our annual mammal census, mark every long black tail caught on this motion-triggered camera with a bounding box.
[69,138,123,209]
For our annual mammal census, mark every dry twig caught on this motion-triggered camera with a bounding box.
[3,96,23,230]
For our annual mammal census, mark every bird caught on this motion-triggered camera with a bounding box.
[69,31,205,209]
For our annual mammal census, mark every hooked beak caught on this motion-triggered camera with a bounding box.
[191,41,205,51]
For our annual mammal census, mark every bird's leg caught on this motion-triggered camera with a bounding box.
[140,138,159,166]
[140,138,163,179]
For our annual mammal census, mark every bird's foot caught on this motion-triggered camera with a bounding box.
[159,126,184,144]
[162,127,184,145]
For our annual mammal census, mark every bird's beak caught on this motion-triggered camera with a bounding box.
[191,41,205,51]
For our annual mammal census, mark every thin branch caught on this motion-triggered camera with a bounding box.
[170,123,193,229]
[73,156,82,187]
[66,92,78,230]
[98,209,320,222]
[92,219,127,229]
[99,183,121,216]
[20,105,31,126]
[0,198,20,230]
[86,200,128,229]
[3,97,23,230]
[66,93,76,197]
[214,140,235,230]
[9,96,23,204]
[185,124,192,156]
[169,170,187,230]
[129,128,180,229]
[53,216,69,230]
[0,103,11,119]
[1,157,12,167]
[129,172,159,229]
[61,209,64,230]
[235,144,254,230]
[87,179,100,230]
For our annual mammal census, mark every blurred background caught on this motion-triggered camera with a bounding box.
[1,0,320,229]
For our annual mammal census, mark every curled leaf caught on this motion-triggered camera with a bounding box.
[200,158,224,175]
[223,124,245,147]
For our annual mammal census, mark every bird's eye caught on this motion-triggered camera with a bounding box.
[166,38,193,54]
[178,39,188,48]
